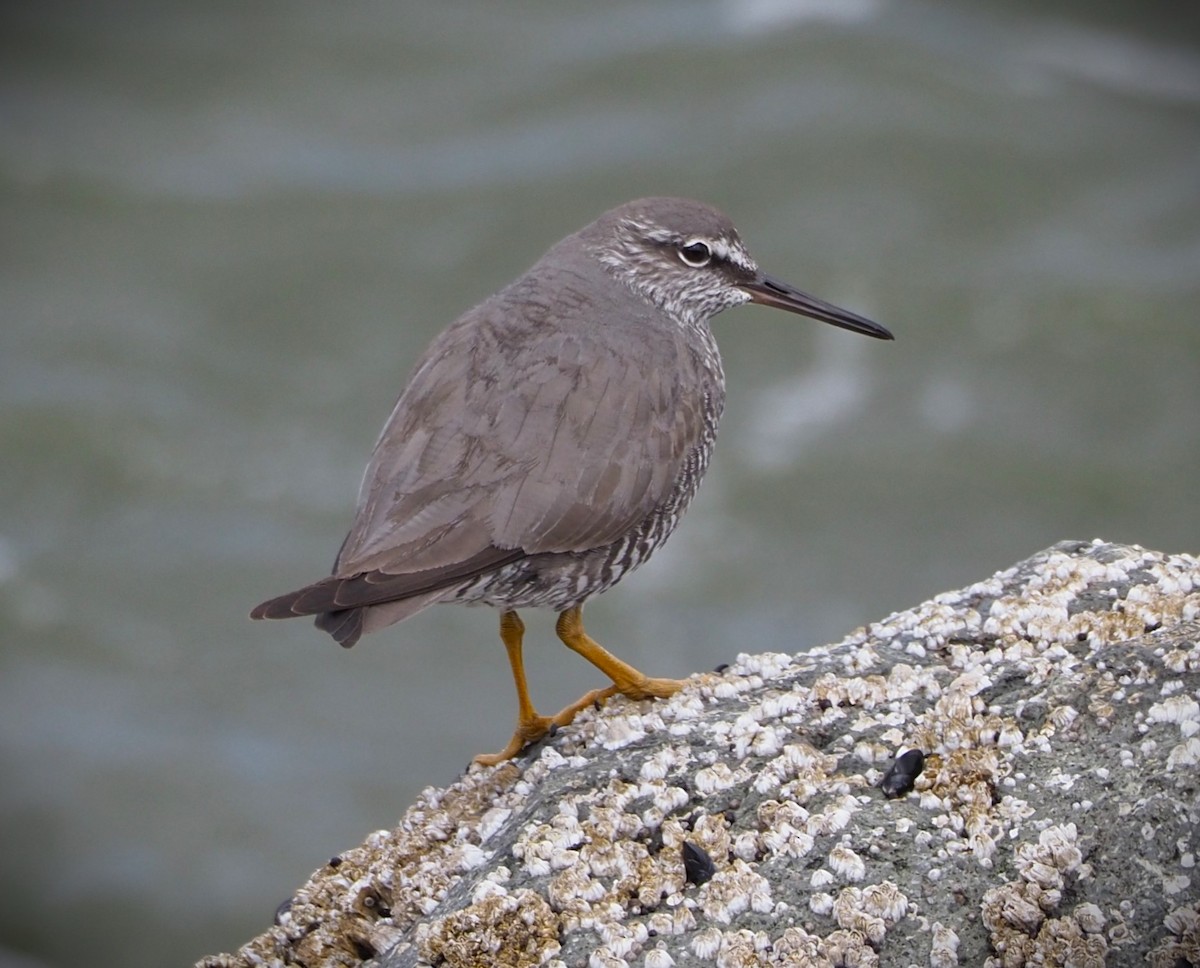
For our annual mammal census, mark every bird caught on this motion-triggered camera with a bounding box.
[251,197,893,765]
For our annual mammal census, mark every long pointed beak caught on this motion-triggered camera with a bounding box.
[740,274,893,340]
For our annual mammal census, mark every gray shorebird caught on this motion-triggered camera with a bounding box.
[252,197,893,765]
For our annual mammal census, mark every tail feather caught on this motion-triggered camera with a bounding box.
[250,546,523,638]
[250,548,523,647]
[314,608,364,649]
[250,579,340,620]
[252,547,521,618]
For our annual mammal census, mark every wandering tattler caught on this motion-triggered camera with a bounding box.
[252,197,893,764]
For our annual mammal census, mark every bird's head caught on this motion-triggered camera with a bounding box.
[586,196,893,340]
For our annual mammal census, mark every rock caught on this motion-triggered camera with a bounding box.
[197,540,1200,968]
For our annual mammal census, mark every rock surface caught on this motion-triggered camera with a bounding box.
[198,541,1200,968]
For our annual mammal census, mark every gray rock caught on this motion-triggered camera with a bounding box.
[198,541,1200,968]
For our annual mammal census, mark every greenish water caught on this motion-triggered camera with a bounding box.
[1,3,1197,965]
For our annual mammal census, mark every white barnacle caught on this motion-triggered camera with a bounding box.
[717,928,771,968]
[690,926,723,960]
[861,880,909,923]
[751,769,780,796]
[670,904,697,934]
[1148,695,1200,729]
[691,812,732,858]
[666,690,706,721]
[645,913,674,938]
[969,829,998,866]
[735,651,794,678]
[732,831,760,861]
[750,724,784,758]
[695,762,738,796]
[599,712,647,750]
[828,844,866,882]
[645,903,694,938]
[1164,903,1200,935]
[1040,822,1083,872]
[1167,737,1200,770]
[597,919,644,956]
[791,829,817,859]
[729,712,764,759]
[588,947,629,968]
[854,740,890,764]
[831,887,887,944]
[589,839,644,881]
[699,861,771,924]
[919,790,948,811]
[478,806,512,844]
[451,843,489,872]
[710,679,741,700]
[643,947,675,968]
[750,890,773,914]
[470,877,508,904]
[981,884,1046,935]
[758,690,805,721]
[653,784,691,814]
[1074,902,1106,934]
[929,922,959,968]
[783,741,837,775]
[523,854,552,878]
[639,747,678,781]
[768,925,820,961]
[948,666,993,696]
[547,864,606,908]
[809,795,858,836]
[1019,859,1064,892]
[810,868,834,889]
[761,823,813,859]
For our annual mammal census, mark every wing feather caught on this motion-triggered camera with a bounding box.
[337,271,711,585]
[257,258,715,624]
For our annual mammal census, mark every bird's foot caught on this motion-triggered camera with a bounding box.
[472,677,688,767]
[472,685,619,767]
[613,674,686,701]
[472,718,554,767]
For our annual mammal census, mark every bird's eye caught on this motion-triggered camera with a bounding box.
[678,241,712,268]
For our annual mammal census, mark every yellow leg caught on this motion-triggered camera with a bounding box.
[473,610,613,767]
[555,605,684,700]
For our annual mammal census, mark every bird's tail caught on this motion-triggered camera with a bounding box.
[251,546,525,648]
[314,607,365,648]
[251,580,447,649]
[251,577,368,648]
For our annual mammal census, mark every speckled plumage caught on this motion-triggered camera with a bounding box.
[253,198,888,647]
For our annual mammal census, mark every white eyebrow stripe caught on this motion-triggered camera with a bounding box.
[635,227,759,274]
[641,226,675,244]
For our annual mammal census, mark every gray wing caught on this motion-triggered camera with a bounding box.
[254,273,711,621]
[344,286,707,573]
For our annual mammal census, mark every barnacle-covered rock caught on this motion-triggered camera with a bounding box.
[198,542,1200,968]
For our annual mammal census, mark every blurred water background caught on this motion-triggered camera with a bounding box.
[1,2,1197,964]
